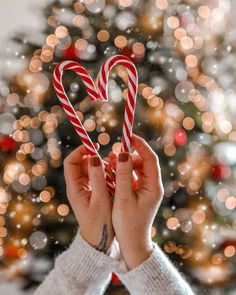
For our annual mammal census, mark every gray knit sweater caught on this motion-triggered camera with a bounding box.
[34,232,195,295]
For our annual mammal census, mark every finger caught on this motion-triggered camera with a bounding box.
[64,145,89,189]
[108,151,117,160]
[81,156,90,176]
[108,152,141,183]
[109,152,143,170]
[115,152,133,199]
[130,153,143,170]
[108,152,117,169]
[64,143,100,178]
[102,159,116,184]
[132,169,142,191]
[131,134,164,194]
[88,156,109,202]
[131,134,160,179]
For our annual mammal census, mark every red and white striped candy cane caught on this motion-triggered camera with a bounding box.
[52,55,138,194]
[53,60,115,194]
[96,55,138,153]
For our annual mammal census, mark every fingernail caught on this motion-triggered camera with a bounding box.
[91,156,101,167]
[118,152,129,162]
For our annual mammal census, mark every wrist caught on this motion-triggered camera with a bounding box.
[120,241,154,270]
[56,231,117,281]
[79,226,114,254]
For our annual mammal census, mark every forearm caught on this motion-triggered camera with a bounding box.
[116,242,195,295]
[34,231,114,295]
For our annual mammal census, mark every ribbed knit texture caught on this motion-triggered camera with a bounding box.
[34,231,117,295]
[34,232,195,295]
[116,242,195,295]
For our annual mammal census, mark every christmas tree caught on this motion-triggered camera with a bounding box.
[0,0,236,294]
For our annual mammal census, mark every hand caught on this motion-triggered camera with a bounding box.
[112,134,164,270]
[63,145,114,253]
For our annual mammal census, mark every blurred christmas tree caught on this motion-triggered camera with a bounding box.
[0,0,236,294]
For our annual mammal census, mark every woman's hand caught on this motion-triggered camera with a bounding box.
[63,145,114,253]
[112,134,164,270]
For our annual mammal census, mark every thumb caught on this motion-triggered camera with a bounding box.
[115,152,133,198]
[88,156,108,202]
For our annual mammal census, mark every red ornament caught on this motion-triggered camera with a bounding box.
[220,240,236,249]
[120,45,144,61]
[120,47,133,59]
[0,135,17,152]
[62,44,79,60]
[174,129,187,146]
[211,163,230,181]
[111,272,122,285]
[4,245,18,259]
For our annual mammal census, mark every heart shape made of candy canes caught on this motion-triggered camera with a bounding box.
[52,55,138,195]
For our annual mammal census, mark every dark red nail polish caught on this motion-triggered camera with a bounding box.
[118,152,129,162]
[91,156,101,167]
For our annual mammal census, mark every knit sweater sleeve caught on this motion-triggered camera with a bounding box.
[34,231,116,295]
[115,242,195,295]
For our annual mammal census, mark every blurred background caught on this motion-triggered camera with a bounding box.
[0,0,236,294]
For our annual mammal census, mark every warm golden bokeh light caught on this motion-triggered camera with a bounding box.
[40,191,51,203]
[98,133,110,145]
[97,30,110,42]
[224,246,235,258]
[46,34,58,47]
[198,5,211,19]
[75,38,88,51]
[155,0,168,10]
[183,117,195,130]
[112,142,122,154]
[174,28,186,40]
[114,35,128,48]
[225,196,236,210]
[192,210,205,224]
[185,55,198,67]
[119,0,133,8]
[167,16,179,29]
[55,26,68,38]
[84,119,96,132]
[57,204,70,217]
[166,217,180,230]
[180,36,193,50]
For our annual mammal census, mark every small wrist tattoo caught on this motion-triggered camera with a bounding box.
[95,224,108,253]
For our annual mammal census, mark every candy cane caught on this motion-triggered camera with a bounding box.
[96,55,138,153]
[53,60,116,194]
[52,55,138,195]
